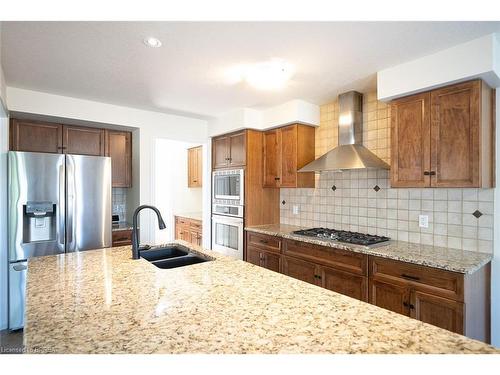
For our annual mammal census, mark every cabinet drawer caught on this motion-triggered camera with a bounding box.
[112,229,132,246]
[284,239,367,276]
[190,219,202,231]
[247,232,281,253]
[369,256,464,301]
[176,216,190,226]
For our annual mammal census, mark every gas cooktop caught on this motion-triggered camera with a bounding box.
[292,228,390,248]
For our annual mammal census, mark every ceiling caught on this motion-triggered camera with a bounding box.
[2,21,500,119]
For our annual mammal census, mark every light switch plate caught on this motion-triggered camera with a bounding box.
[292,205,299,215]
[419,215,429,228]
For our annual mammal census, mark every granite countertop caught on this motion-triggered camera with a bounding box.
[112,222,134,231]
[244,224,492,274]
[24,241,498,354]
[175,212,203,221]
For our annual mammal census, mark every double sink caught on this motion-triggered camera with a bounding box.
[140,244,211,269]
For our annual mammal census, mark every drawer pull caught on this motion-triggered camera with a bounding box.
[260,239,269,244]
[401,273,420,281]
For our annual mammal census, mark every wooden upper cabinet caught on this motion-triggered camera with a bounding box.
[431,80,491,187]
[212,136,229,169]
[391,80,493,188]
[63,125,105,156]
[391,92,431,187]
[263,130,279,187]
[228,132,246,167]
[10,119,63,153]
[105,130,132,188]
[188,145,202,188]
[263,124,315,188]
[212,131,246,169]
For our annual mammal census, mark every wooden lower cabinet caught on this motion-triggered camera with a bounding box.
[112,229,133,247]
[322,266,368,302]
[244,231,490,342]
[369,256,489,342]
[412,290,464,335]
[247,245,281,273]
[175,215,202,246]
[282,256,318,285]
[370,279,410,315]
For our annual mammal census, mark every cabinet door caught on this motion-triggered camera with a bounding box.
[63,125,105,156]
[262,251,281,273]
[195,146,203,186]
[369,279,409,315]
[263,130,279,187]
[322,266,368,301]
[282,256,318,285]
[279,125,298,187]
[411,290,464,334]
[106,130,131,187]
[195,232,202,246]
[246,246,262,266]
[228,132,246,167]
[390,92,431,187]
[430,81,480,187]
[212,136,229,169]
[188,147,202,187]
[189,230,200,246]
[10,119,63,153]
[175,223,183,240]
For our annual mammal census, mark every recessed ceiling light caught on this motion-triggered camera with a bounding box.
[143,37,162,48]
[224,59,294,90]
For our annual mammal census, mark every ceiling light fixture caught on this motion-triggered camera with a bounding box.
[225,59,294,90]
[143,37,162,48]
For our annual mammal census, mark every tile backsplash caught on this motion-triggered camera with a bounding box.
[112,187,128,221]
[280,92,494,254]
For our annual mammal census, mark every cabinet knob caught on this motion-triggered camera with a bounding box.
[423,171,436,176]
[274,177,280,181]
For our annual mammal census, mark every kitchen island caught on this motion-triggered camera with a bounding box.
[24,241,498,354]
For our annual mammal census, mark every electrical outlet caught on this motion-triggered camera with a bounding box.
[292,205,299,215]
[419,215,429,228]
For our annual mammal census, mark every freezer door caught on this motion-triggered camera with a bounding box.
[8,151,66,261]
[8,261,27,330]
[66,154,112,252]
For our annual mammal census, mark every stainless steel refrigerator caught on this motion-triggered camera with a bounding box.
[8,151,112,329]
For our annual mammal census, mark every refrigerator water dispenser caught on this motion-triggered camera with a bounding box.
[23,201,56,243]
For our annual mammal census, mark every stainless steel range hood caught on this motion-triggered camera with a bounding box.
[299,91,390,172]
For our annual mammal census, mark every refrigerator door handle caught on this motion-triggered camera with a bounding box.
[58,161,66,247]
[66,155,75,249]
[13,263,27,271]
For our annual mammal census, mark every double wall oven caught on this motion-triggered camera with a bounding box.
[211,169,244,259]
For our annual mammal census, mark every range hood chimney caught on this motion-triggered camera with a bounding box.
[299,91,390,172]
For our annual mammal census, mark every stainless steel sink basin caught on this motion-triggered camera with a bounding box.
[140,245,190,261]
[140,244,211,269]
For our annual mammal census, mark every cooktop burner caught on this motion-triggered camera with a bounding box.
[292,228,390,247]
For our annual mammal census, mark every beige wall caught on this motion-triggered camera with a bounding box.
[281,91,494,254]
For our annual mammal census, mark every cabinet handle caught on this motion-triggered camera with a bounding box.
[274,177,280,181]
[409,304,415,310]
[314,274,322,280]
[401,273,420,281]
[260,239,269,244]
[403,302,409,307]
[423,171,436,176]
